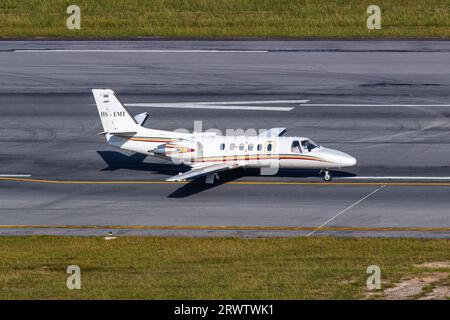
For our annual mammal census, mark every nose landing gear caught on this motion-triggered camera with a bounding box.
[321,170,332,182]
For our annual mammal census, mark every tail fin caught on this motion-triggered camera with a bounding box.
[92,89,139,134]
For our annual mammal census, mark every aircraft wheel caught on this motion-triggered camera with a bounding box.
[205,173,219,184]
[323,171,332,181]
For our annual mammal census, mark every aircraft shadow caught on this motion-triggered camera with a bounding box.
[97,150,190,175]
[97,151,356,198]
[167,170,245,198]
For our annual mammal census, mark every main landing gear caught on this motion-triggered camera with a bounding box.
[321,170,332,182]
[205,173,220,184]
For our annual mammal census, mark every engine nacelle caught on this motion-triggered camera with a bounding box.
[152,141,199,162]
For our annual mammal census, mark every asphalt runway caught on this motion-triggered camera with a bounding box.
[0,40,449,237]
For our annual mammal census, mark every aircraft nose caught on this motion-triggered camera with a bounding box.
[341,154,357,167]
[323,149,357,167]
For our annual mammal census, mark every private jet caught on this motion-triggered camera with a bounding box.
[92,89,356,184]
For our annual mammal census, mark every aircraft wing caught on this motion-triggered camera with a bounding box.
[258,127,286,137]
[166,162,245,182]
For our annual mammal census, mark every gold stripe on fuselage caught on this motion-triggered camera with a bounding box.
[192,154,328,163]
[125,137,329,162]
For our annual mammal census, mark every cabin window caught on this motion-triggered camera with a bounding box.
[291,140,302,153]
[229,143,235,151]
[248,144,254,151]
[220,143,225,151]
[267,143,273,152]
[257,144,263,151]
[239,143,245,151]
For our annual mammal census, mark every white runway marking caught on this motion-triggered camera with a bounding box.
[0,174,31,177]
[192,100,310,105]
[307,185,386,237]
[13,49,268,53]
[125,103,294,111]
[341,176,450,180]
[299,103,450,107]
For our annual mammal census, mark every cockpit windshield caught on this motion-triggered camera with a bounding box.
[301,139,319,152]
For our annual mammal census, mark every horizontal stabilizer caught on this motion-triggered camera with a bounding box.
[98,131,137,136]
[134,112,149,126]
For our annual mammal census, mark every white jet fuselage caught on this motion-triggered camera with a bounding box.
[106,131,356,170]
[93,89,356,182]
